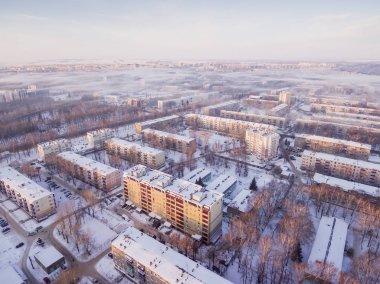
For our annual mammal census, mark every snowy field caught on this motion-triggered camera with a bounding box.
[0,226,26,269]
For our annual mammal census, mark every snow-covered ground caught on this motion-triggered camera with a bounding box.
[96,255,133,284]
[0,227,26,269]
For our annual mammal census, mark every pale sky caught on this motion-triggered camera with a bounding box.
[1,0,380,63]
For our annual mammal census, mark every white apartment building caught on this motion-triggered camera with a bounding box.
[135,115,180,134]
[37,139,72,163]
[311,103,380,115]
[87,128,114,149]
[221,110,286,128]
[0,167,56,221]
[105,138,165,169]
[112,227,232,284]
[301,150,380,187]
[278,91,291,105]
[202,100,239,116]
[245,128,280,161]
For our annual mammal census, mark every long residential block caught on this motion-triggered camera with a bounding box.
[301,150,380,187]
[37,139,72,163]
[135,115,180,134]
[220,110,286,128]
[57,151,121,191]
[112,227,232,284]
[0,166,56,221]
[311,103,380,115]
[123,165,223,244]
[295,134,371,160]
[202,100,239,116]
[141,128,196,154]
[87,128,114,149]
[105,138,165,169]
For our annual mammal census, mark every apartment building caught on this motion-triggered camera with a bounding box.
[324,111,380,122]
[57,151,121,191]
[301,150,380,187]
[313,114,380,129]
[141,129,196,155]
[243,98,278,109]
[87,128,114,149]
[311,103,380,115]
[309,97,362,107]
[127,97,143,107]
[268,103,289,116]
[112,227,232,284]
[37,139,72,163]
[185,114,277,137]
[157,95,202,110]
[123,165,224,243]
[221,110,286,128]
[135,115,180,134]
[0,166,56,221]
[279,91,291,106]
[202,100,239,116]
[105,138,165,169]
[245,128,280,161]
[295,134,371,160]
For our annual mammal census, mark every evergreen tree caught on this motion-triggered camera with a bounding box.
[195,177,205,187]
[249,177,258,191]
[291,241,303,263]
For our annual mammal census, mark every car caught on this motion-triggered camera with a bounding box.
[2,227,10,234]
[116,194,122,198]
[28,231,37,236]
[108,252,113,258]
[43,277,51,284]
[290,156,296,160]
[60,189,65,192]
[122,204,128,209]
[15,242,24,248]
[1,222,8,228]
[61,264,67,270]
[36,226,43,232]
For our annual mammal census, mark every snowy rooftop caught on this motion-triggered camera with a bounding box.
[206,175,237,194]
[34,246,64,268]
[112,227,232,284]
[313,173,380,197]
[312,103,377,112]
[0,266,26,284]
[37,138,71,149]
[302,150,380,171]
[0,166,53,202]
[228,189,252,212]
[296,134,372,150]
[308,217,348,271]
[58,151,119,175]
[124,165,223,207]
[202,100,238,110]
[106,138,165,155]
[87,128,113,136]
[142,128,195,143]
[246,127,280,137]
[138,115,179,126]
[221,110,286,122]
[296,118,380,133]
[183,168,212,183]
[269,103,288,112]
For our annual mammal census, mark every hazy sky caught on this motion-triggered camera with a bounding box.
[1,0,380,63]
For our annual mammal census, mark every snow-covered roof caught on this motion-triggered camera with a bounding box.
[183,168,212,183]
[112,227,232,284]
[106,138,165,156]
[0,266,25,284]
[57,151,119,176]
[269,103,288,112]
[302,150,380,171]
[221,110,286,122]
[37,138,71,149]
[202,100,238,110]
[0,166,53,202]
[87,128,113,136]
[124,165,223,207]
[206,175,237,194]
[313,173,380,197]
[142,128,195,143]
[228,189,252,212]
[296,134,372,150]
[138,115,179,126]
[34,246,64,268]
[308,217,348,271]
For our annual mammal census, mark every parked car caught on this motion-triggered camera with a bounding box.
[1,222,9,228]
[28,231,37,236]
[108,252,113,259]
[2,227,10,234]
[116,194,122,198]
[36,226,43,232]
[15,242,24,248]
[43,277,51,284]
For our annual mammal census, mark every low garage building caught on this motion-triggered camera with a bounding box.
[34,246,65,274]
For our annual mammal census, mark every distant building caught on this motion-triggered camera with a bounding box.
[311,103,380,115]
[227,189,252,216]
[87,128,114,149]
[243,98,278,109]
[301,150,380,187]
[127,97,143,107]
[37,139,72,163]
[112,227,232,283]
[141,128,196,154]
[123,165,223,243]
[183,168,212,184]
[34,246,65,274]
[0,166,56,221]
[57,151,121,191]
[306,217,348,283]
[278,91,291,106]
[268,103,289,116]
[245,128,280,161]
[221,110,286,128]
[206,174,237,196]
[105,138,165,169]
[202,100,239,116]
[135,115,180,134]
[294,134,371,160]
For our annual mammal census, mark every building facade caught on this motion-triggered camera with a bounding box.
[87,128,114,149]
[123,165,223,243]
[37,139,72,163]
[57,151,121,191]
[135,115,180,134]
[105,138,165,169]
[268,103,289,116]
[245,128,280,161]
[0,167,56,221]
[112,227,232,284]
[301,150,380,187]
[141,129,196,155]
[278,91,291,106]
[311,103,380,115]
[221,110,286,128]
[202,100,239,116]
[185,114,277,138]
[294,134,371,160]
